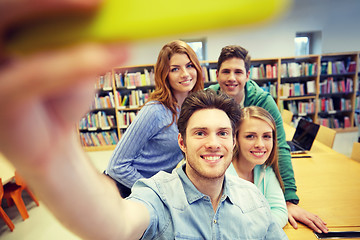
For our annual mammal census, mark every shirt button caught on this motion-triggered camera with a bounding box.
[213,220,217,224]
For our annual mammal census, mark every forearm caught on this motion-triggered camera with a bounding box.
[274,108,298,201]
[11,132,148,239]
[278,148,298,201]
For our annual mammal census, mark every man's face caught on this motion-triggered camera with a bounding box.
[178,109,235,182]
[216,57,249,103]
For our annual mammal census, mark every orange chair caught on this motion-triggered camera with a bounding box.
[14,171,39,207]
[3,179,29,221]
[3,171,40,221]
[0,179,15,231]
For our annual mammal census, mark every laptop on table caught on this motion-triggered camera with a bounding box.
[287,118,320,154]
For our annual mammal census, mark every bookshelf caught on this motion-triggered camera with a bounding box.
[317,52,358,131]
[78,73,119,151]
[113,64,155,140]
[200,61,218,88]
[79,52,359,151]
[279,55,319,123]
[78,65,155,151]
[250,58,279,100]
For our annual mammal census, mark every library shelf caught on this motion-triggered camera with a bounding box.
[79,52,360,151]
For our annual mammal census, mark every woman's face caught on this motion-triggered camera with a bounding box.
[168,53,197,98]
[237,118,273,168]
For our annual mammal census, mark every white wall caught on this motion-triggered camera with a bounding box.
[124,0,360,66]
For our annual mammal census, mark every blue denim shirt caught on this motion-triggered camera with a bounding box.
[128,166,288,240]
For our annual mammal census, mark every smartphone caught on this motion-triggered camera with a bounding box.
[314,231,360,239]
[5,0,290,54]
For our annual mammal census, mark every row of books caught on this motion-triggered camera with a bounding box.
[318,97,352,112]
[258,82,277,98]
[279,81,316,98]
[95,72,113,90]
[318,116,351,129]
[117,89,153,108]
[79,111,116,130]
[207,68,217,82]
[114,69,155,88]
[284,100,315,115]
[320,60,357,75]
[118,111,138,128]
[92,92,116,109]
[79,130,119,147]
[250,64,278,79]
[280,62,318,78]
[319,77,354,94]
[356,96,360,111]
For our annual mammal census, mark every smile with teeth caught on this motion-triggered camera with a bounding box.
[251,151,266,157]
[180,79,192,84]
[201,155,223,161]
[225,83,238,88]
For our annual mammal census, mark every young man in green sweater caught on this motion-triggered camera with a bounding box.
[208,45,328,233]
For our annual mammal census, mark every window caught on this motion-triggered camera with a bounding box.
[295,31,322,56]
[295,36,309,56]
[183,38,207,61]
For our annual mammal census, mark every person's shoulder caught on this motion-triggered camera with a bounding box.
[244,80,276,106]
[134,170,182,193]
[136,170,176,185]
[226,174,261,195]
[226,174,268,208]
[143,100,166,110]
[140,101,172,118]
[245,80,266,95]
[206,83,220,91]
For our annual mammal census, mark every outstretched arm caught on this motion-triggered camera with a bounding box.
[0,1,149,239]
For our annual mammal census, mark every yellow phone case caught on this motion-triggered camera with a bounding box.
[5,0,291,54]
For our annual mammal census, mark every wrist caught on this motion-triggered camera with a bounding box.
[286,199,299,205]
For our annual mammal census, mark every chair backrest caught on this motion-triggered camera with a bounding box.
[281,109,293,125]
[14,171,26,188]
[351,142,360,162]
[0,178,3,199]
[315,125,336,148]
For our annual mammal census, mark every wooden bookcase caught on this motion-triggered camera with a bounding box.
[249,58,280,101]
[79,52,360,151]
[279,55,320,123]
[318,52,359,132]
[79,65,155,151]
[79,72,119,151]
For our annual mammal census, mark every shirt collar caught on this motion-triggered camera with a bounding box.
[175,165,232,205]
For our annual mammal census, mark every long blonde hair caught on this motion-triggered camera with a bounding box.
[234,106,284,191]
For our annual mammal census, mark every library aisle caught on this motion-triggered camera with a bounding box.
[0,133,358,239]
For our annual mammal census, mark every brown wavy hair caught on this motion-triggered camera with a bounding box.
[147,40,204,125]
[233,106,284,191]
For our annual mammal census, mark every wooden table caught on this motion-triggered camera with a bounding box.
[0,153,15,184]
[283,124,360,239]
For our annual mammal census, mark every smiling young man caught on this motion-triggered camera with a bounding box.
[127,89,287,239]
[208,45,328,233]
